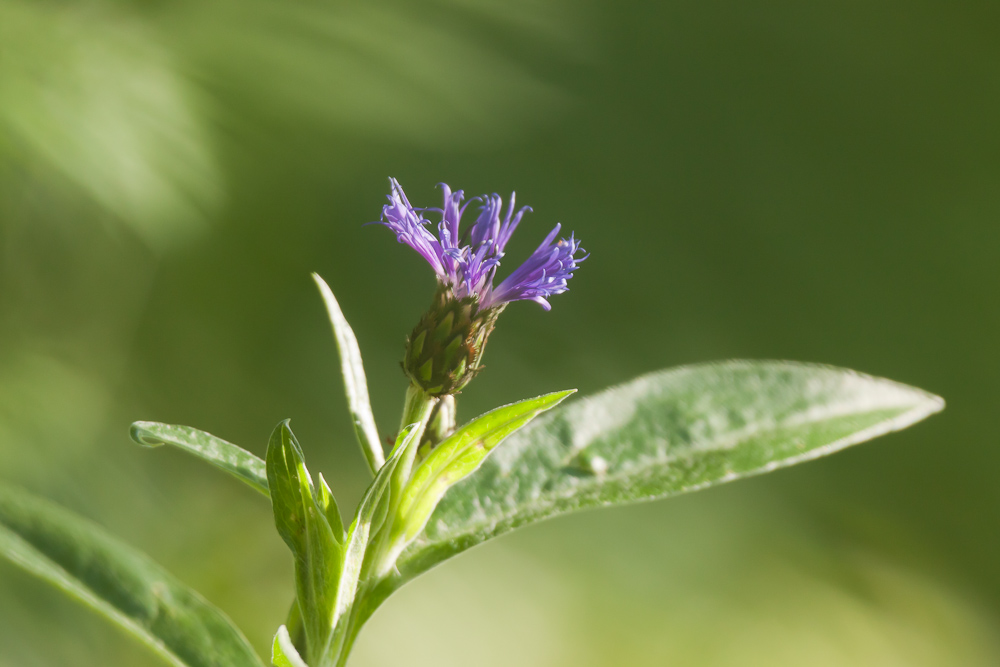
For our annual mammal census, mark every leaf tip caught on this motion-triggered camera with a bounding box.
[908,388,945,423]
[267,419,300,462]
[312,272,336,301]
[272,625,309,667]
[543,388,577,409]
[129,422,164,448]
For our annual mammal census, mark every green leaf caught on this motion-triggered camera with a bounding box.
[317,397,574,665]
[317,473,345,541]
[393,361,944,585]
[265,420,341,666]
[271,626,309,667]
[312,273,385,475]
[0,484,264,667]
[131,421,269,498]
[334,424,418,621]
[320,424,423,667]
[389,390,575,559]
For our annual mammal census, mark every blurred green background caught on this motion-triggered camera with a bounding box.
[2,0,998,664]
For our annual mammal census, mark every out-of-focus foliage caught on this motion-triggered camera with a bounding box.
[0,485,264,667]
[1,0,998,664]
[0,0,220,246]
[0,0,585,247]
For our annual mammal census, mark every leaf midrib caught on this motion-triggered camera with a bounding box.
[0,526,200,667]
[409,398,937,555]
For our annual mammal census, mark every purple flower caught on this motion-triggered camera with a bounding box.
[379,178,586,311]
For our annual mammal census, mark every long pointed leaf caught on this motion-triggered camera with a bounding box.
[266,420,340,665]
[0,484,264,667]
[312,273,385,475]
[393,361,944,586]
[320,424,421,667]
[131,422,269,498]
[334,424,418,624]
[393,390,575,551]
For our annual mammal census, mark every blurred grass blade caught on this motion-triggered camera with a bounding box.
[0,484,264,667]
[131,421,269,498]
[390,390,575,556]
[271,626,309,667]
[313,273,385,475]
[391,361,944,587]
[266,420,341,665]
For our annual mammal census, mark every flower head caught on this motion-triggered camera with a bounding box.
[379,178,586,311]
[378,178,586,395]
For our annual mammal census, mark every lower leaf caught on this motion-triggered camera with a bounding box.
[0,484,264,667]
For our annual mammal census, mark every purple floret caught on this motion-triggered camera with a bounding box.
[378,178,586,310]
[485,225,586,310]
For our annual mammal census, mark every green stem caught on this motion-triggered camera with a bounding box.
[322,384,438,667]
[419,394,456,457]
[395,384,437,487]
[398,383,436,433]
[330,580,395,667]
[331,605,366,667]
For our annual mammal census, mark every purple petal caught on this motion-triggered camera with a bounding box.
[484,224,587,309]
[378,178,448,278]
[375,179,586,311]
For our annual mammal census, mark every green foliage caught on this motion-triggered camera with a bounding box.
[312,274,384,475]
[0,0,220,246]
[323,424,423,666]
[271,626,309,667]
[393,361,944,586]
[385,390,575,568]
[130,422,269,498]
[0,280,944,667]
[330,392,570,665]
[266,421,343,666]
[0,484,263,667]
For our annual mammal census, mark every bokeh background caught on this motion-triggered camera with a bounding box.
[2,0,999,664]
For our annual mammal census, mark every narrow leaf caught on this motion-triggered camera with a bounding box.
[266,420,340,665]
[130,421,269,498]
[393,361,944,587]
[272,626,309,667]
[317,474,345,543]
[321,425,421,666]
[394,390,575,548]
[0,484,264,667]
[334,425,417,620]
[312,273,385,475]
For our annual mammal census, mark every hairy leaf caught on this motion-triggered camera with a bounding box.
[266,421,340,665]
[0,484,263,667]
[313,273,385,475]
[322,424,422,666]
[131,421,269,498]
[393,361,943,586]
[393,390,574,551]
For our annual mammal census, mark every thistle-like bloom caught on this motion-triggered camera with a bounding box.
[379,178,586,311]
[378,178,586,396]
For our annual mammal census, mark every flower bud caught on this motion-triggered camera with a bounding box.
[403,284,504,396]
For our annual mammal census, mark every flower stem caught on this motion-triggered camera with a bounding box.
[323,385,437,667]
[395,384,437,486]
